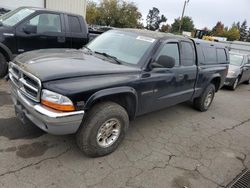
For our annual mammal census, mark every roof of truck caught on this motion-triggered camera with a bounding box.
[117,28,186,40]
[17,6,81,16]
[116,29,228,49]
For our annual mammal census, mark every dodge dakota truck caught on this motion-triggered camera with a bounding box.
[0,6,98,77]
[9,29,229,157]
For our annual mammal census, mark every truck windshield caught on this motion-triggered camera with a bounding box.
[230,54,244,66]
[0,8,34,26]
[87,30,156,65]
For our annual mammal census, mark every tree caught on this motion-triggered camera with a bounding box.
[239,20,248,41]
[171,16,194,33]
[159,24,171,33]
[236,22,241,30]
[212,21,224,36]
[86,0,142,28]
[86,1,101,25]
[247,28,250,42]
[118,1,142,28]
[224,25,240,41]
[146,7,167,31]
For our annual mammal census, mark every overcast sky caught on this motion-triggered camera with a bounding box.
[132,0,250,29]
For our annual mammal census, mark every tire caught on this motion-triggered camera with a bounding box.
[229,77,239,90]
[76,102,129,157]
[244,78,250,85]
[0,53,8,78]
[193,84,215,112]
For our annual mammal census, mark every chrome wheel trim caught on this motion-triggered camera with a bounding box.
[96,118,121,148]
[204,90,213,107]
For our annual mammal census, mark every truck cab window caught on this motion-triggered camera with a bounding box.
[217,48,227,63]
[26,14,61,33]
[180,42,195,66]
[156,43,180,66]
[68,16,82,33]
[203,47,216,64]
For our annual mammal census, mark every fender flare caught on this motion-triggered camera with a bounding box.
[85,86,138,116]
[208,74,221,91]
[0,42,13,61]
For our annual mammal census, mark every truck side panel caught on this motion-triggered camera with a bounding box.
[192,40,229,99]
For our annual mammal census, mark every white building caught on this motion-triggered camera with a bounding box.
[0,0,87,18]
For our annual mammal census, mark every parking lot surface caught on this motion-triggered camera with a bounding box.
[0,79,250,188]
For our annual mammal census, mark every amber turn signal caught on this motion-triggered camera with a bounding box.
[41,99,75,112]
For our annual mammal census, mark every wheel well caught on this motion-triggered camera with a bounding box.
[211,77,221,92]
[89,93,137,120]
[0,48,10,61]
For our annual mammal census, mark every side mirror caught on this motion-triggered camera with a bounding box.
[23,25,37,34]
[152,55,175,69]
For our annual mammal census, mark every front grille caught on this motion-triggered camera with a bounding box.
[9,62,41,102]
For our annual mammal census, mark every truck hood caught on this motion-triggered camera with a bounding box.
[14,49,141,82]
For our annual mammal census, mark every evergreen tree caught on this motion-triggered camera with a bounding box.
[146,7,167,31]
[239,20,248,41]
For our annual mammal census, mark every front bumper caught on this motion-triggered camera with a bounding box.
[224,77,237,86]
[10,82,85,135]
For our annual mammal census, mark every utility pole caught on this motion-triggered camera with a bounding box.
[178,0,189,34]
[44,0,47,8]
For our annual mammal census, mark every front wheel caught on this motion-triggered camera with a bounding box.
[0,53,8,78]
[244,78,250,85]
[76,102,129,157]
[193,84,215,112]
[229,77,239,90]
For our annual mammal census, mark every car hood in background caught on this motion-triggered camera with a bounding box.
[228,64,241,72]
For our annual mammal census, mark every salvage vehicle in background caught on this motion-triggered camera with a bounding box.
[224,52,250,90]
[0,7,100,77]
[9,29,229,157]
[0,7,11,16]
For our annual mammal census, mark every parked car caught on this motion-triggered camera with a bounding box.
[0,7,10,16]
[224,52,250,90]
[9,29,229,157]
[0,6,100,78]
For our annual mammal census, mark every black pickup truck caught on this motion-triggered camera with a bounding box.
[9,29,229,157]
[0,7,93,77]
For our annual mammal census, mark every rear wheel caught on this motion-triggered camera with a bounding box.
[193,84,215,112]
[76,102,129,157]
[0,53,8,78]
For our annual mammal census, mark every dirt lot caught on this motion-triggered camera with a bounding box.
[0,78,250,188]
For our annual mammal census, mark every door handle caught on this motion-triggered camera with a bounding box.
[39,35,47,39]
[178,74,184,79]
[57,36,66,43]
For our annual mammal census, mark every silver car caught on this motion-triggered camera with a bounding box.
[224,52,250,90]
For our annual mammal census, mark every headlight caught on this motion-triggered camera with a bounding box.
[227,70,237,77]
[41,89,75,112]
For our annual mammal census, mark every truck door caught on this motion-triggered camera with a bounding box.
[178,41,197,98]
[16,13,66,53]
[139,41,190,113]
[149,41,196,112]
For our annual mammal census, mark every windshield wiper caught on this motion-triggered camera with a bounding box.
[82,46,92,52]
[94,51,122,64]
